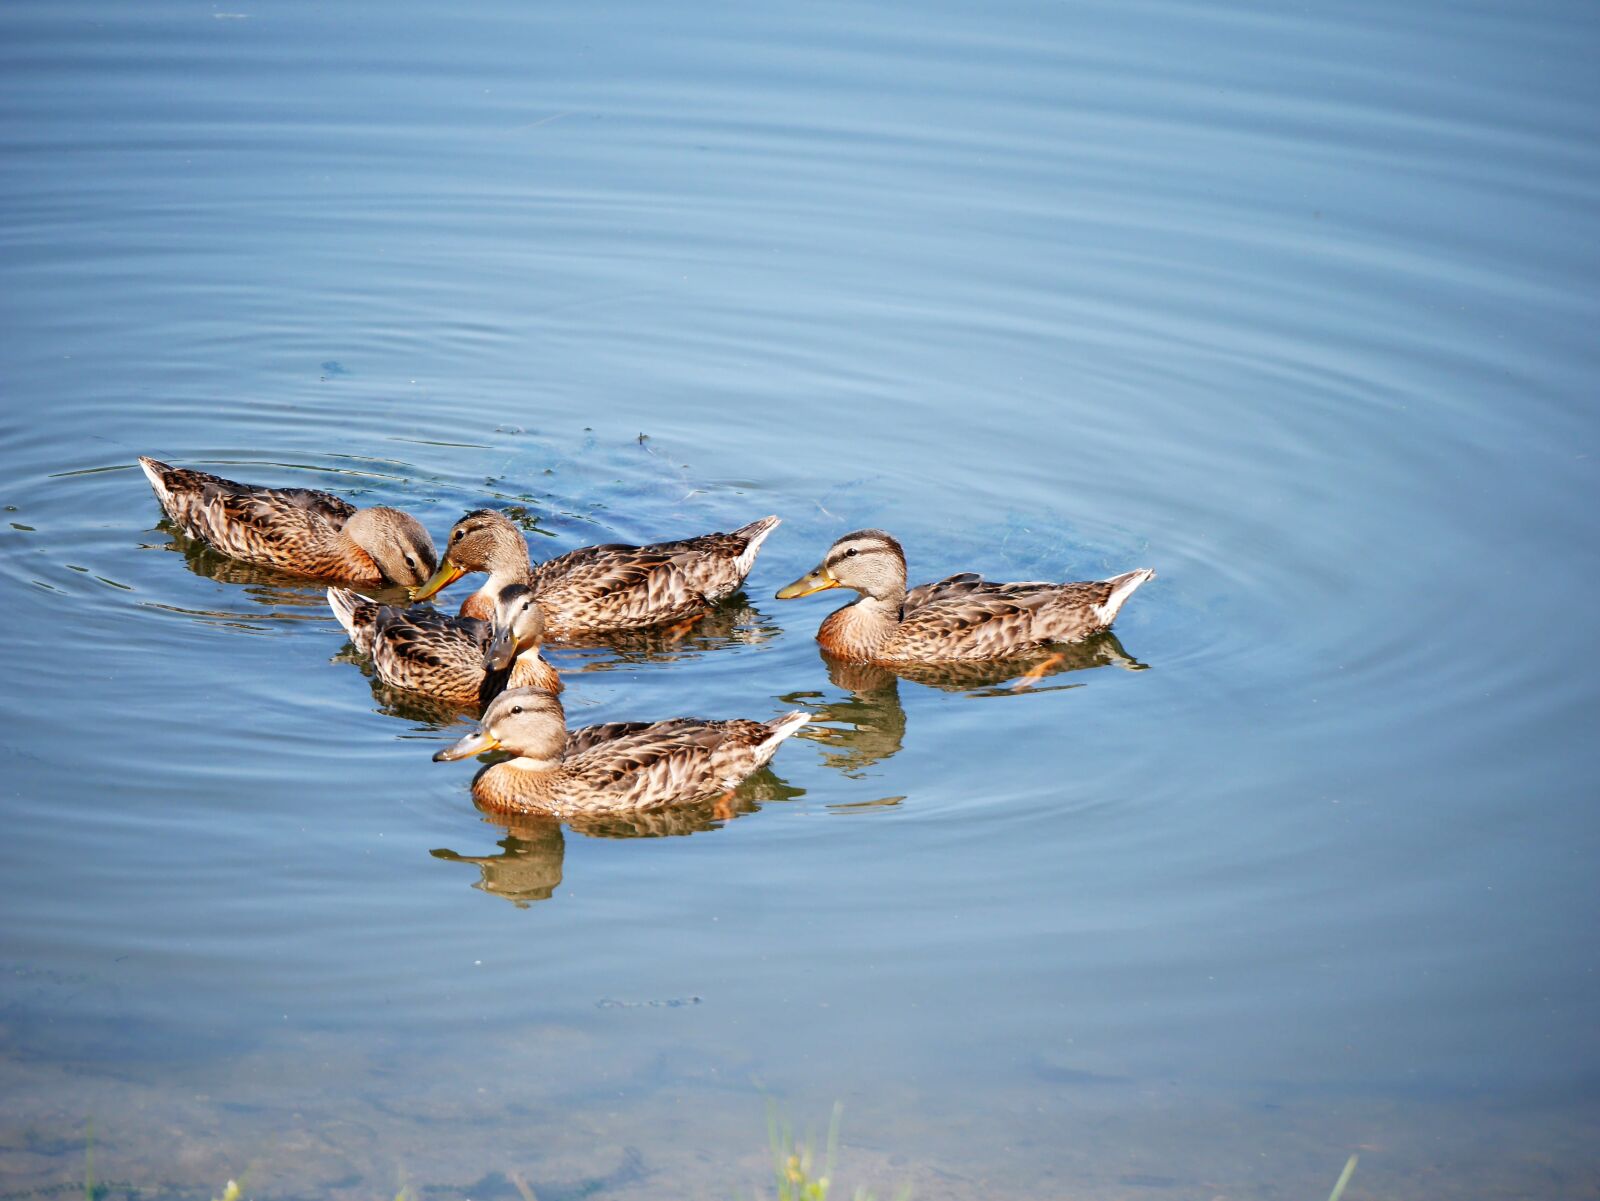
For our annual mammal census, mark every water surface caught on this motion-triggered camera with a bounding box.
[1,0,1597,1197]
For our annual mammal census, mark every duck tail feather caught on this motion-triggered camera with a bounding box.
[732,514,781,576]
[326,586,377,643]
[1095,567,1155,625]
[762,710,811,750]
[137,456,171,500]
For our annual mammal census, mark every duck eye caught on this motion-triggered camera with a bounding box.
[452,529,464,542]
[845,548,858,557]
[405,555,416,568]
[510,705,523,715]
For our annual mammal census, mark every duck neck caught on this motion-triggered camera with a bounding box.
[331,511,385,579]
[462,559,530,620]
[488,553,533,589]
[489,528,535,579]
[502,752,564,772]
[819,593,902,659]
[475,757,562,810]
[508,647,560,693]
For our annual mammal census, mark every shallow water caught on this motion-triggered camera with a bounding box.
[2,0,1598,1197]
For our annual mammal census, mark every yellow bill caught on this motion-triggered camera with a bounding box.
[775,564,840,600]
[432,728,500,762]
[410,559,465,601]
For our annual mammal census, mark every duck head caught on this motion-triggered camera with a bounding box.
[411,508,527,600]
[342,507,438,587]
[433,686,567,768]
[484,583,547,671]
[776,529,908,604]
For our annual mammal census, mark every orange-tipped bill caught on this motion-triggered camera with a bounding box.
[410,559,465,601]
[775,564,840,600]
[433,727,500,762]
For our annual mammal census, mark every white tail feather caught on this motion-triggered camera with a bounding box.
[1095,568,1155,625]
[759,711,810,758]
[733,515,781,577]
[326,586,375,642]
[137,455,170,502]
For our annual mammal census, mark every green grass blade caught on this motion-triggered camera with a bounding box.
[1327,1154,1359,1201]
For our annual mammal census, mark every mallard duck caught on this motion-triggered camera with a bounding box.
[776,529,1154,662]
[139,456,437,587]
[410,508,780,634]
[432,686,809,817]
[328,582,559,708]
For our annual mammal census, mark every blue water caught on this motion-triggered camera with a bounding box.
[1,1,1597,1197]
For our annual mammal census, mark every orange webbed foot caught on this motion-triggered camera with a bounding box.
[663,611,707,643]
[1011,652,1065,691]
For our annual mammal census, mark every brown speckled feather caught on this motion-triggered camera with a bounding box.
[441,513,780,635]
[329,590,559,705]
[563,721,658,757]
[198,483,377,580]
[142,458,383,583]
[152,463,356,529]
[880,579,1119,660]
[794,530,1154,663]
[472,711,808,817]
[371,609,499,704]
[530,519,778,634]
[901,572,985,610]
[377,613,558,705]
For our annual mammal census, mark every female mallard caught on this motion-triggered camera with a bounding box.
[776,529,1154,662]
[432,686,809,817]
[409,508,780,634]
[139,456,437,587]
[328,582,560,708]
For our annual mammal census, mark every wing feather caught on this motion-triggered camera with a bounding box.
[155,470,367,577]
[371,609,494,701]
[887,580,1116,659]
[563,718,770,807]
[533,532,758,631]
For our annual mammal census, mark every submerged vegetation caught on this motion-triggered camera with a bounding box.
[61,1112,1360,1200]
[1326,1154,1359,1201]
[755,1104,910,1201]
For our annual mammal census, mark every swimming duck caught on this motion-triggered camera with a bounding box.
[410,508,780,634]
[139,456,437,587]
[432,686,809,817]
[328,582,559,708]
[776,529,1154,662]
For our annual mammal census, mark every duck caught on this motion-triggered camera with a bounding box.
[775,528,1154,663]
[138,456,437,588]
[327,581,559,708]
[432,686,809,817]
[409,508,780,634]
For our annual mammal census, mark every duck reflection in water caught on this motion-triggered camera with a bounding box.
[552,592,780,669]
[788,631,1149,776]
[431,768,802,908]
[146,519,388,616]
[433,815,566,907]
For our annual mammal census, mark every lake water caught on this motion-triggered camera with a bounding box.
[2,1,1597,1197]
